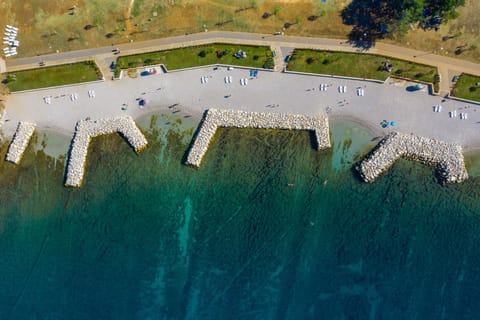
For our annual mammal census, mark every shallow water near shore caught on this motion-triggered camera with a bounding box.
[1,113,480,319]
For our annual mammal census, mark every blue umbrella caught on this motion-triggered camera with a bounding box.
[390,121,396,126]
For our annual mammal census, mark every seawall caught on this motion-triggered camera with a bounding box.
[5,121,36,164]
[185,108,330,167]
[65,116,148,187]
[357,132,468,183]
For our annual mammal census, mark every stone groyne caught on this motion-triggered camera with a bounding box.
[185,108,331,167]
[65,116,148,187]
[5,121,36,164]
[357,132,468,184]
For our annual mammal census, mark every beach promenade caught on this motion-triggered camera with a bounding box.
[2,63,480,149]
[5,31,480,95]
[1,31,480,186]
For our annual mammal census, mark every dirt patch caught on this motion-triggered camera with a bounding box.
[383,0,480,63]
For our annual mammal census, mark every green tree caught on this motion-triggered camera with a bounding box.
[341,0,466,47]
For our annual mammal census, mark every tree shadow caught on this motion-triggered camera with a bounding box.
[341,0,398,49]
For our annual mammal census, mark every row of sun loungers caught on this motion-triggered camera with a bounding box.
[338,86,347,93]
[356,88,365,96]
[224,76,233,84]
[240,78,249,86]
[200,76,209,84]
[44,90,96,104]
[319,84,328,91]
[433,105,467,120]
[448,110,468,119]
[3,25,19,57]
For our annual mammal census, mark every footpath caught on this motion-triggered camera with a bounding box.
[4,31,480,94]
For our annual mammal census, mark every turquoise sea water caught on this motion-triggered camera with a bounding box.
[1,113,480,319]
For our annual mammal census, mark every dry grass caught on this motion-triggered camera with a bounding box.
[0,0,478,63]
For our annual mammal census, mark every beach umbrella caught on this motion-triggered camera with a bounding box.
[390,121,396,126]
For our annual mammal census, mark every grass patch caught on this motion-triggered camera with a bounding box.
[114,43,273,77]
[4,61,102,92]
[451,74,480,102]
[287,50,437,83]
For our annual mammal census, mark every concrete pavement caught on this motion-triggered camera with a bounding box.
[3,64,480,150]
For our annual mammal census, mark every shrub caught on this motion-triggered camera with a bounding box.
[414,73,424,79]
[469,86,477,92]
[263,57,274,69]
[306,57,315,64]
[253,55,259,60]
[395,69,403,75]
[198,50,207,58]
[322,59,330,65]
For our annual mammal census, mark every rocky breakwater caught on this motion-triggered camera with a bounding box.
[185,108,331,167]
[5,121,36,164]
[357,131,468,184]
[65,116,148,187]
